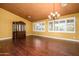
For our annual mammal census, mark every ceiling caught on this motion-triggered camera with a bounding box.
[0,3,79,22]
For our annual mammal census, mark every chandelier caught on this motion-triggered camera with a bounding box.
[48,3,60,20]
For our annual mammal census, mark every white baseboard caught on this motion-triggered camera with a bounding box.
[0,37,12,40]
[1,34,78,42]
[27,34,79,42]
[26,34,33,36]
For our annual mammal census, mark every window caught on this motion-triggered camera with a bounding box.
[48,21,54,32]
[66,17,76,33]
[33,21,45,32]
[54,20,59,32]
[58,20,66,32]
[48,16,76,33]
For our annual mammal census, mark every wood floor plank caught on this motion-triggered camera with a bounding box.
[0,35,79,56]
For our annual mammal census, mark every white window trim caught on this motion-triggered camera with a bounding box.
[66,16,76,33]
[33,21,45,32]
[48,16,76,33]
[48,20,54,32]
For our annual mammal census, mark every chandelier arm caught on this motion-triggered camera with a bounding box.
[53,3,55,13]
[48,3,60,20]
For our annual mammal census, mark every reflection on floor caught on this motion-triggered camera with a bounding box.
[0,35,79,56]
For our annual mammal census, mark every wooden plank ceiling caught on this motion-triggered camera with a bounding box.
[0,3,79,22]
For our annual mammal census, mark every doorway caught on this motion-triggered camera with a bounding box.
[12,21,26,42]
[12,21,26,55]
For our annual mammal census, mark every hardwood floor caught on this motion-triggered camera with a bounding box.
[0,35,79,56]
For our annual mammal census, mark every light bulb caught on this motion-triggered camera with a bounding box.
[51,12,55,16]
[52,13,55,17]
[50,12,53,15]
[57,13,60,17]
[55,11,58,14]
[48,15,51,19]
[28,16,31,18]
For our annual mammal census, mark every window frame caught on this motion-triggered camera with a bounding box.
[33,21,45,32]
[48,16,76,33]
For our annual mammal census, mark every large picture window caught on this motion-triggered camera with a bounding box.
[66,17,76,33]
[48,16,76,33]
[33,21,45,32]
[58,20,66,32]
[48,20,54,32]
[54,20,59,32]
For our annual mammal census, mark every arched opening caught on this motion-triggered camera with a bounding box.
[12,21,26,43]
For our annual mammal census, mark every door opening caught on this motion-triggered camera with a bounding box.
[12,21,26,42]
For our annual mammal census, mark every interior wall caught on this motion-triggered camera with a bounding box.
[32,13,79,40]
[0,7,79,40]
[0,8,32,39]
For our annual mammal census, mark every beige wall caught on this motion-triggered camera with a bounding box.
[0,7,79,40]
[32,13,79,40]
[0,8,32,39]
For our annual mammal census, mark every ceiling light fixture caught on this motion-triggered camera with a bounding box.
[48,3,60,20]
[28,16,31,18]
